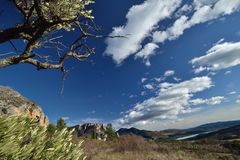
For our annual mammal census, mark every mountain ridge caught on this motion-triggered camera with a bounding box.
[117,120,240,140]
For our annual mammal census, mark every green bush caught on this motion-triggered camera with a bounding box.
[105,123,118,141]
[57,118,67,131]
[46,123,57,136]
[0,116,85,160]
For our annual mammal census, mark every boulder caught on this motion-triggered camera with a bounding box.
[0,86,48,126]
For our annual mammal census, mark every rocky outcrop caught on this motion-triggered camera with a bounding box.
[71,123,108,141]
[0,86,48,126]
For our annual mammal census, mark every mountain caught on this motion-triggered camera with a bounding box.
[185,120,240,133]
[118,127,154,139]
[0,86,48,126]
[188,124,240,140]
[117,127,183,140]
[118,120,240,140]
[70,123,109,140]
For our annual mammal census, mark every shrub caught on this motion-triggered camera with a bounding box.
[105,123,118,141]
[47,123,57,136]
[114,135,157,152]
[56,118,67,131]
[223,141,240,155]
[0,116,85,160]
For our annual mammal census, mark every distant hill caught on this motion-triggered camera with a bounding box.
[0,86,48,126]
[118,120,240,140]
[118,127,156,139]
[185,120,240,133]
[188,124,240,140]
[117,127,183,140]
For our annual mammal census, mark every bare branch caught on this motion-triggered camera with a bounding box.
[0,0,122,75]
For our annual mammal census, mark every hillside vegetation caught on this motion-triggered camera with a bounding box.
[81,135,240,160]
[0,116,85,160]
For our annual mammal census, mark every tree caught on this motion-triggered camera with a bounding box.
[47,123,57,135]
[0,0,119,73]
[105,123,118,141]
[57,118,67,130]
[0,116,85,160]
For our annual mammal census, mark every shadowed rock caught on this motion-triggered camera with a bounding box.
[0,86,48,126]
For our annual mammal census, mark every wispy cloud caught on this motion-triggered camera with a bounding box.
[224,71,232,75]
[164,70,175,77]
[173,77,181,82]
[229,91,237,95]
[154,70,175,82]
[191,40,240,72]
[189,96,225,106]
[135,43,159,66]
[141,70,176,93]
[105,0,181,65]
[144,84,154,90]
[105,0,240,66]
[116,76,224,128]
[141,77,147,83]
[152,1,240,44]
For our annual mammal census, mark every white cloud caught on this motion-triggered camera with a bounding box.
[174,4,193,18]
[153,15,190,43]
[140,0,240,65]
[229,91,237,95]
[193,66,207,74]
[224,71,232,75]
[105,0,240,66]
[129,94,137,99]
[105,0,181,64]
[141,91,147,96]
[191,41,240,72]
[153,0,240,44]
[190,96,225,105]
[144,84,154,90]
[164,70,175,77]
[135,43,159,66]
[117,76,213,127]
[173,77,181,82]
[153,70,176,82]
[141,77,147,83]
[154,77,165,82]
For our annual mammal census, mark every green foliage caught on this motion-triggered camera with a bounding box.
[91,131,96,139]
[14,0,94,31]
[0,116,85,160]
[105,123,118,141]
[47,123,57,135]
[57,118,67,131]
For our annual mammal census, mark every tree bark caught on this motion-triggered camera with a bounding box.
[0,25,33,44]
[0,54,34,68]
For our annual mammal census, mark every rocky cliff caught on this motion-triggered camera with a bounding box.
[0,86,48,126]
[71,123,108,140]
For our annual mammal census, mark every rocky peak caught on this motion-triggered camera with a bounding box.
[0,86,48,126]
[71,123,108,140]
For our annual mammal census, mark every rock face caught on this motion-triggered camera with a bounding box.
[0,86,48,126]
[71,123,108,141]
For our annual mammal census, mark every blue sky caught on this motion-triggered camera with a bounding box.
[1,0,240,130]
